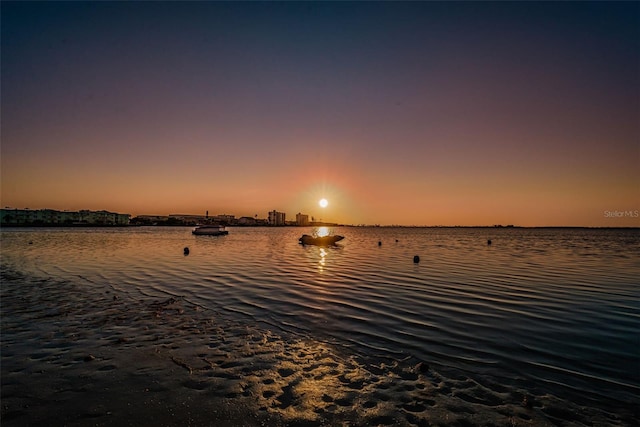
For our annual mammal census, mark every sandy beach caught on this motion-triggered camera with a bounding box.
[1,266,633,426]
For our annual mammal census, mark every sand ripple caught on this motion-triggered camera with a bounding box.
[1,267,635,426]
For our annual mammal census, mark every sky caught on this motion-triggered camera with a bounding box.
[1,1,638,226]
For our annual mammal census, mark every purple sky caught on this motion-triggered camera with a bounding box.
[2,1,638,226]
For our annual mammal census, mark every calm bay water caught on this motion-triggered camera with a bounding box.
[2,226,639,419]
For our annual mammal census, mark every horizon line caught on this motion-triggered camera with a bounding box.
[1,206,638,229]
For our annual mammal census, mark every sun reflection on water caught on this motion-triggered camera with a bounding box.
[318,248,327,272]
[316,226,330,237]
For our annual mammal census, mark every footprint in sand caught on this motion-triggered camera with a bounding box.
[276,384,295,409]
[334,395,354,407]
[373,391,391,402]
[402,402,427,412]
[277,367,295,378]
[347,380,365,390]
[363,400,377,409]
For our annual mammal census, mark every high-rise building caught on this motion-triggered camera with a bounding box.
[268,210,286,226]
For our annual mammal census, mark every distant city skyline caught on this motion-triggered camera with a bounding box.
[3,205,639,228]
[1,2,638,227]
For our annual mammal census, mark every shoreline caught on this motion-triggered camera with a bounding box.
[1,268,273,426]
[1,266,636,426]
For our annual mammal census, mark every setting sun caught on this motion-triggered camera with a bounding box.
[319,198,328,208]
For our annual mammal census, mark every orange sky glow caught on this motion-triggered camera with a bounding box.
[1,2,638,226]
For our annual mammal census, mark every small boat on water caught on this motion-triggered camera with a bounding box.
[192,224,229,236]
[299,234,344,246]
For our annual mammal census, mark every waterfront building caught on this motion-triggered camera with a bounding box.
[268,210,286,226]
[296,213,309,226]
[212,214,235,224]
[133,215,170,222]
[165,213,236,225]
[237,216,257,226]
[0,208,130,226]
[168,214,206,225]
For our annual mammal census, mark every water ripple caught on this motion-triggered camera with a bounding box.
[2,226,638,416]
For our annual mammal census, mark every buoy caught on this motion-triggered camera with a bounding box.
[183,247,190,255]
[378,241,382,246]
[413,255,420,263]
[487,239,492,245]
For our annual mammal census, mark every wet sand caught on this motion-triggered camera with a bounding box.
[1,268,634,426]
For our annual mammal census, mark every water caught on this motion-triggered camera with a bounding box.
[2,226,639,421]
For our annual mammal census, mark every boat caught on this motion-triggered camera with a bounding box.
[298,234,344,246]
[192,224,229,236]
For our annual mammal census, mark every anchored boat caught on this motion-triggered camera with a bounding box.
[192,225,229,236]
[298,234,344,246]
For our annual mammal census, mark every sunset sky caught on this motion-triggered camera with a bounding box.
[2,1,638,226]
